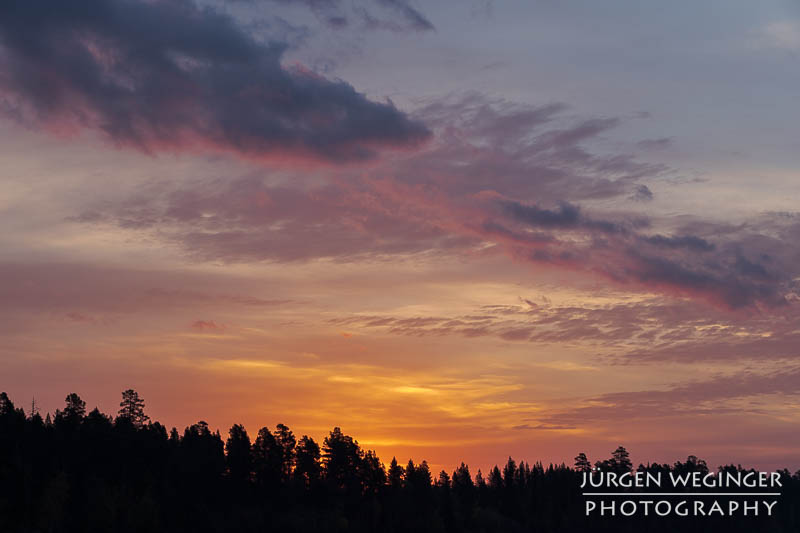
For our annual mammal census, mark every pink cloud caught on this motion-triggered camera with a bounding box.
[71,94,800,311]
[191,320,225,331]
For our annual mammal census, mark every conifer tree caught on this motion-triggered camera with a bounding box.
[118,389,149,427]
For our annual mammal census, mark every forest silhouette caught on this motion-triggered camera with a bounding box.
[0,390,798,532]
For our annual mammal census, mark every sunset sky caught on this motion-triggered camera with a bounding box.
[2,0,800,474]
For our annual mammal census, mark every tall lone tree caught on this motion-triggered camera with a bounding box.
[118,389,149,427]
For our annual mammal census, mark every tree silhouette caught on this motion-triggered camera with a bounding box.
[0,389,798,533]
[118,388,149,427]
[62,392,86,420]
[323,427,362,491]
[407,460,433,489]
[0,392,13,415]
[474,469,486,489]
[388,457,405,489]
[503,457,517,489]
[180,421,225,484]
[359,449,386,494]
[226,423,252,486]
[294,434,322,486]
[611,445,632,472]
[274,423,296,482]
[452,463,473,491]
[252,426,282,490]
[488,465,503,490]
[452,462,475,520]
[574,452,591,472]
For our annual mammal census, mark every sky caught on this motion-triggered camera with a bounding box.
[1,0,800,474]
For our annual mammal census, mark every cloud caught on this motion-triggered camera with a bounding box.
[191,319,225,331]
[272,0,352,29]
[74,95,656,257]
[373,0,434,31]
[618,249,785,309]
[0,0,429,163]
[248,0,434,32]
[64,312,98,325]
[494,197,795,309]
[535,367,800,427]
[492,201,792,309]
[501,200,629,235]
[331,293,800,368]
[70,94,800,310]
[755,21,800,51]
[619,334,800,365]
[631,184,654,201]
[636,138,672,151]
[502,201,582,229]
[641,234,714,252]
[512,423,576,431]
[265,0,341,7]
[74,172,475,262]
[0,262,293,316]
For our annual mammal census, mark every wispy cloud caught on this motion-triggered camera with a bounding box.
[535,367,800,427]
[69,94,800,310]
[754,21,800,51]
[246,0,435,32]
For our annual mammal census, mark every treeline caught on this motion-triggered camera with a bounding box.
[0,390,798,533]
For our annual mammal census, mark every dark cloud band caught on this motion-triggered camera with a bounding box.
[0,0,430,162]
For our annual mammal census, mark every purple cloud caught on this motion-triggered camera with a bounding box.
[0,0,429,163]
[69,94,800,310]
